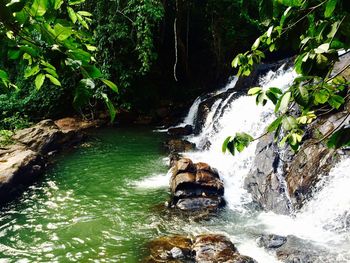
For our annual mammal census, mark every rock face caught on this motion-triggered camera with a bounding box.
[146,234,257,263]
[244,54,350,213]
[257,234,341,263]
[245,104,349,212]
[0,118,96,203]
[244,133,292,215]
[169,158,225,211]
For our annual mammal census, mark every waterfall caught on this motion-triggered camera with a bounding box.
[185,65,297,211]
[177,76,238,127]
[180,96,202,127]
[144,63,349,262]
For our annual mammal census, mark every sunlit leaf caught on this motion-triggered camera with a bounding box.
[35,74,45,89]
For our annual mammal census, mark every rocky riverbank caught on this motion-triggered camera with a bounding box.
[0,118,100,203]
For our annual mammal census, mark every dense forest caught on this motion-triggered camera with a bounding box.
[0,1,350,262]
[1,0,349,150]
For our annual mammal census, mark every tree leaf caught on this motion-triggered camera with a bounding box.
[76,13,89,29]
[327,127,350,149]
[268,116,283,132]
[324,0,338,18]
[31,0,48,16]
[35,74,45,89]
[43,67,58,78]
[54,0,64,9]
[101,79,118,93]
[84,65,103,78]
[46,74,61,86]
[278,0,303,7]
[328,95,344,109]
[222,136,232,153]
[275,91,291,113]
[77,11,92,16]
[252,38,260,50]
[295,84,309,105]
[314,89,329,104]
[67,7,77,23]
[0,69,9,80]
[232,56,239,68]
[53,24,73,41]
[282,116,297,131]
[101,93,117,123]
[24,65,40,79]
[314,43,330,54]
[8,50,21,60]
[248,87,262,95]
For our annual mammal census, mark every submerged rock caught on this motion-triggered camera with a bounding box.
[146,234,257,263]
[169,158,225,211]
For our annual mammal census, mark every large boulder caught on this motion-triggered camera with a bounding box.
[169,158,225,211]
[0,118,92,203]
[146,234,257,263]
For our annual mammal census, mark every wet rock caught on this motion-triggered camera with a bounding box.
[54,117,100,132]
[0,118,91,203]
[173,158,196,174]
[168,125,193,137]
[192,234,237,262]
[275,235,338,263]
[257,234,341,263]
[146,234,257,263]
[146,235,193,262]
[196,162,219,178]
[245,102,349,212]
[256,234,287,249]
[169,158,225,211]
[176,197,225,211]
[244,133,292,215]
[243,56,350,214]
[165,139,196,153]
[169,152,182,167]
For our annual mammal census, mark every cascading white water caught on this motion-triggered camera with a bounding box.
[177,76,238,127]
[186,65,297,211]
[259,157,350,255]
[180,96,202,127]
[138,64,350,262]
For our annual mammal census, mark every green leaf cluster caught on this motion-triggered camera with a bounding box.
[225,0,350,152]
[0,0,119,122]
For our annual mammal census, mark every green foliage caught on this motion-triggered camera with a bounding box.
[222,133,254,155]
[0,0,118,123]
[84,0,164,91]
[224,0,350,154]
